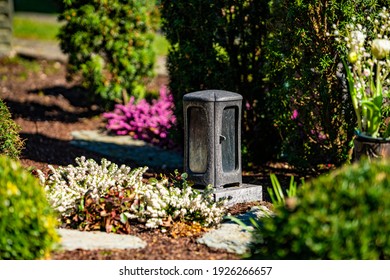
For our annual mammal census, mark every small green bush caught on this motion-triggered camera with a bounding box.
[58,0,159,108]
[0,99,24,159]
[0,156,59,260]
[250,158,390,259]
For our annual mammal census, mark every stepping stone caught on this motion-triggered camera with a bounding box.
[197,223,252,255]
[57,229,147,251]
[196,206,273,255]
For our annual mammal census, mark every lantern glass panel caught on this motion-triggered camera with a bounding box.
[188,107,208,173]
[221,106,238,172]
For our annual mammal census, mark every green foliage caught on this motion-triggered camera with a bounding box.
[268,174,298,207]
[250,158,390,259]
[58,0,159,109]
[264,0,388,168]
[226,174,299,231]
[160,0,278,165]
[160,0,390,168]
[0,99,24,159]
[0,156,59,260]
[382,98,390,137]
[72,185,136,233]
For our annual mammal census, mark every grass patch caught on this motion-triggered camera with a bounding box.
[13,15,62,41]
[13,14,169,56]
[153,33,169,56]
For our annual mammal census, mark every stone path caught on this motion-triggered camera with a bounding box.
[13,37,67,62]
[12,38,167,76]
[71,130,183,170]
[57,206,272,255]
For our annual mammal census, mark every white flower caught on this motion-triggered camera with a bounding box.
[40,157,226,229]
[351,30,365,46]
[39,157,147,216]
[363,68,371,77]
[372,39,390,59]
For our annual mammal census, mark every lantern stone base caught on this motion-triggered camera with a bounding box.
[212,184,263,207]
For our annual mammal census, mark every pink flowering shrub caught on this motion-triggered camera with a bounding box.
[103,86,177,148]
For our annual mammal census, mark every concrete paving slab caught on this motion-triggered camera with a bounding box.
[57,228,147,251]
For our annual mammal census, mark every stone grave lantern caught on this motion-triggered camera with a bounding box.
[183,90,262,206]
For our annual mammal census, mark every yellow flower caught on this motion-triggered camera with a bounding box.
[348,51,358,63]
[7,181,20,196]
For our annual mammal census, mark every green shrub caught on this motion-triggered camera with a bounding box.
[160,0,278,165]
[0,156,59,260]
[58,0,159,109]
[0,99,24,159]
[264,0,388,168]
[250,158,390,259]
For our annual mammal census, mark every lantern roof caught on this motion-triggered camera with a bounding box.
[183,90,242,102]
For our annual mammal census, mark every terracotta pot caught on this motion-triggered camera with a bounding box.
[353,134,390,161]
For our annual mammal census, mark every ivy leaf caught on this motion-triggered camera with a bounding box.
[120,212,128,224]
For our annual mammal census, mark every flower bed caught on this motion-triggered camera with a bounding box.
[38,157,226,232]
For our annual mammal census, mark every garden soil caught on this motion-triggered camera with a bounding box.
[0,55,305,260]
